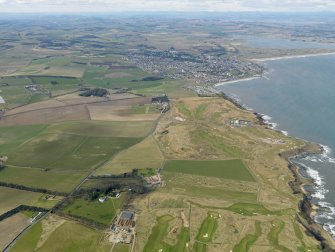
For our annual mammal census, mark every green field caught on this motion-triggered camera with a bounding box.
[8,133,141,171]
[193,212,219,252]
[0,166,85,193]
[63,194,125,225]
[113,244,130,252]
[0,187,61,215]
[11,220,111,252]
[45,120,155,138]
[233,221,261,252]
[164,160,255,182]
[0,124,47,155]
[0,77,32,108]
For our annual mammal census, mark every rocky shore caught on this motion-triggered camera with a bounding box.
[218,90,335,251]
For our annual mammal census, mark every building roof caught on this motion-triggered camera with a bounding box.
[120,211,134,220]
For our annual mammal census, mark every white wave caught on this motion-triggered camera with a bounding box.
[281,130,288,136]
[262,114,272,121]
[323,223,335,238]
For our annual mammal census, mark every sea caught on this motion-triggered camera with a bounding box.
[217,54,335,238]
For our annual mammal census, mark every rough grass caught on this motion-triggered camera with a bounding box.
[0,166,85,193]
[164,160,255,182]
[63,194,125,225]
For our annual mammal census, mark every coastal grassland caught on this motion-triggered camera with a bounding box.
[267,219,291,251]
[0,187,61,215]
[63,194,126,225]
[0,166,85,193]
[193,212,219,252]
[0,213,30,251]
[0,124,47,155]
[11,218,111,252]
[0,76,32,108]
[164,159,255,182]
[96,136,164,175]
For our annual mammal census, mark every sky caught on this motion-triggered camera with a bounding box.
[0,0,334,13]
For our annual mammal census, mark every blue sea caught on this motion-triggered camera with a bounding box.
[217,55,335,238]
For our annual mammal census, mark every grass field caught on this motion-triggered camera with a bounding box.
[0,124,47,155]
[0,77,32,108]
[163,160,255,182]
[97,136,164,175]
[63,194,125,225]
[0,187,61,215]
[0,166,85,193]
[233,221,261,252]
[193,212,219,252]
[45,120,155,138]
[11,220,111,252]
[8,133,141,171]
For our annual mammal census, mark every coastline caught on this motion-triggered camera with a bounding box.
[216,87,335,249]
[214,76,261,87]
[251,51,335,62]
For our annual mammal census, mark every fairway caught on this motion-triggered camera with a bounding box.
[0,166,85,193]
[63,194,125,225]
[164,160,255,182]
[193,212,219,252]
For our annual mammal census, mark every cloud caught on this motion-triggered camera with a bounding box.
[0,0,335,12]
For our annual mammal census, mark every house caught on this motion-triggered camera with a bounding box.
[98,196,107,203]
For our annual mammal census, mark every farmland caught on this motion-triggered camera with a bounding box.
[11,216,111,252]
[97,136,164,175]
[164,159,255,182]
[0,213,30,251]
[0,187,61,215]
[0,166,85,193]
[63,194,126,225]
